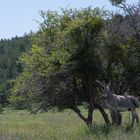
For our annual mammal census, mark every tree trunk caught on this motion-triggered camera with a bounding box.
[86,107,94,127]
[73,108,87,124]
[94,103,110,125]
[72,107,94,127]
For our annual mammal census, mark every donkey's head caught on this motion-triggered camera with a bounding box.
[102,84,112,98]
[96,80,112,99]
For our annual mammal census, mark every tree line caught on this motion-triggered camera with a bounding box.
[0,35,31,110]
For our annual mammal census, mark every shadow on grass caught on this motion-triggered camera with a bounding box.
[84,124,135,137]
[87,124,113,135]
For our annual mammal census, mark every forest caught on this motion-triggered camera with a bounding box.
[0,0,140,139]
[0,35,31,108]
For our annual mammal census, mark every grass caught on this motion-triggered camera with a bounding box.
[0,108,139,140]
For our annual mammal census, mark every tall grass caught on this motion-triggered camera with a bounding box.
[0,108,139,140]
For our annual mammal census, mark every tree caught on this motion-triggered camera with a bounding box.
[10,1,140,127]
[97,0,140,124]
[10,8,110,127]
[104,2,140,96]
[109,0,126,5]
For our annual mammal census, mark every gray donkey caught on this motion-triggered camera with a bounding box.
[98,81,139,127]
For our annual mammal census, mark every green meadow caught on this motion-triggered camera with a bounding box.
[0,109,140,140]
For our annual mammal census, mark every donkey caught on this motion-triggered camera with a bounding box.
[99,82,139,127]
[103,86,139,127]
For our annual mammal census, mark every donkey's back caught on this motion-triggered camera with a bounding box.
[113,94,139,111]
[127,95,140,108]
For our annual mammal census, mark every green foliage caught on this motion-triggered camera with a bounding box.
[10,2,140,126]
[0,35,31,107]
[10,8,105,113]
[109,0,126,5]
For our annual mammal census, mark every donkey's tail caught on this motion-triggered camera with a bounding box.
[130,97,140,108]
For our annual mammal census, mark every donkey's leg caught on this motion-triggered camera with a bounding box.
[134,111,139,124]
[131,111,135,127]
[111,110,122,125]
[110,110,115,124]
[136,113,139,124]
[114,110,119,125]
[117,111,122,126]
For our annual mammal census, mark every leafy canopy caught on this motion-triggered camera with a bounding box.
[10,7,105,112]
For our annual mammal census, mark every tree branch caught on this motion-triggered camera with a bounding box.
[72,107,87,123]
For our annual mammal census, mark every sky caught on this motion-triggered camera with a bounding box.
[0,0,139,39]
